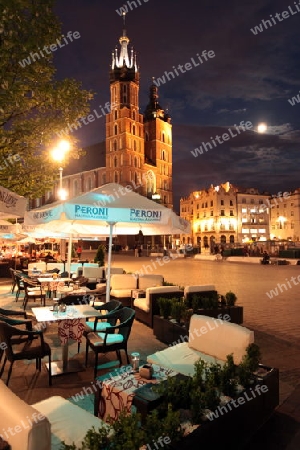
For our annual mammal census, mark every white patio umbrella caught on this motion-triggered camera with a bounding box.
[24,183,190,301]
[0,185,27,219]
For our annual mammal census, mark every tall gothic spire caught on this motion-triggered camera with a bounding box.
[111,12,137,71]
[144,79,171,122]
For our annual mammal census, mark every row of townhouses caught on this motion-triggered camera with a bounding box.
[180,182,300,247]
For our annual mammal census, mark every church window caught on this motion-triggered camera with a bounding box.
[133,110,136,120]
[114,157,117,168]
[114,110,118,120]
[113,140,117,151]
[133,140,137,151]
[133,125,136,135]
[86,177,92,191]
[162,132,165,143]
[114,124,118,135]
[162,150,165,161]
[134,157,137,167]
[114,172,118,183]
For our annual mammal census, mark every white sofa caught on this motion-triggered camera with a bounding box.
[138,274,164,290]
[134,285,183,327]
[110,274,138,306]
[0,380,111,450]
[82,265,105,283]
[147,314,254,376]
[28,262,47,273]
[46,262,65,273]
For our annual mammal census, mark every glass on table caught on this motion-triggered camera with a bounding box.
[131,352,140,372]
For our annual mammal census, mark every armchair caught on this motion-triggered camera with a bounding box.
[78,300,122,352]
[85,307,135,378]
[22,279,46,311]
[0,321,52,386]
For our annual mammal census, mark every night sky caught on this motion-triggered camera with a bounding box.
[54,0,300,210]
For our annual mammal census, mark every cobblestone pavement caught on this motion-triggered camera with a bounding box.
[2,254,300,448]
[110,254,300,448]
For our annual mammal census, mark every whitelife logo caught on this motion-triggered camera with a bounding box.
[19,31,81,68]
[152,50,215,87]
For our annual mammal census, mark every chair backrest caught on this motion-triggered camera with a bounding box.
[101,300,122,313]
[0,322,17,361]
[138,274,164,290]
[59,294,92,305]
[23,279,40,294]
[15,273,25,289]
[113,307,135,340]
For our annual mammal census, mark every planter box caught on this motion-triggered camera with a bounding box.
[195,306,243,324]
[153,316,188,346]
[171,365,279,449]
[153,306,243,346]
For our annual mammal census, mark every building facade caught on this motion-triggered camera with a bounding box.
[269,189,300,241]
[180,182,272,249]
[30,21,173,212]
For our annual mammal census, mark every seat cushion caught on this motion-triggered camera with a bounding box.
[110,289,132,298]
[110,274,137,290]
[84,321,111,332]
[32,396,112,450]
[138,275,164,290]
[184,284,216,295]
[147,343,225,377]
[188,315,254,364]
[88,332,124,346]
[133,297,148,312]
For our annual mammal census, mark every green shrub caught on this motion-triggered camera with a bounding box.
[94,245,105,266]
[225,291,237,307]
[157,297,172,319]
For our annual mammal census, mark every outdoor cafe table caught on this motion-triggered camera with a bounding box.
[97,364,177,423]
[32,305,102,376]
[37,277,72,298]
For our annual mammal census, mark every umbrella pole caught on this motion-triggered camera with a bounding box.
[66,234,72,276]
[105,222,115,303]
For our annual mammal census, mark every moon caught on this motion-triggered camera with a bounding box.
[257,123,267,133]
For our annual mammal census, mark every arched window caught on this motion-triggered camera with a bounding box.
[134,172,138,184]
[133,125,136,135]
[132,110,136,120]
[86,177,92,191]
[119,138,122,149]
[164,195,167,204]
[114,157,117,168]
[230,235,235,243]
[73,180,79,196]
[162,132,165,143]
[114,110,118,120]
[133,140,137,151]
[162,150,165,161]
[134,157,137,167]
[114,124,118,135]
[220,235,226,244]
[113,140,117,151]
[114,172,118,183]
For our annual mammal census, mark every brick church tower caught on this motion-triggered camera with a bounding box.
[105,15,173,209]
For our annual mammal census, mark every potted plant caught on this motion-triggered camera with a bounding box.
[171,299,186,324]
[225,291,237,307]
[157,297,172,319]
[94,245,105,267]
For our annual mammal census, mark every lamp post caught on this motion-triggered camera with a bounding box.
[51,140,70,200]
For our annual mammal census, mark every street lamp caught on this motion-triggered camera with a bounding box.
[51,139,70,200]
